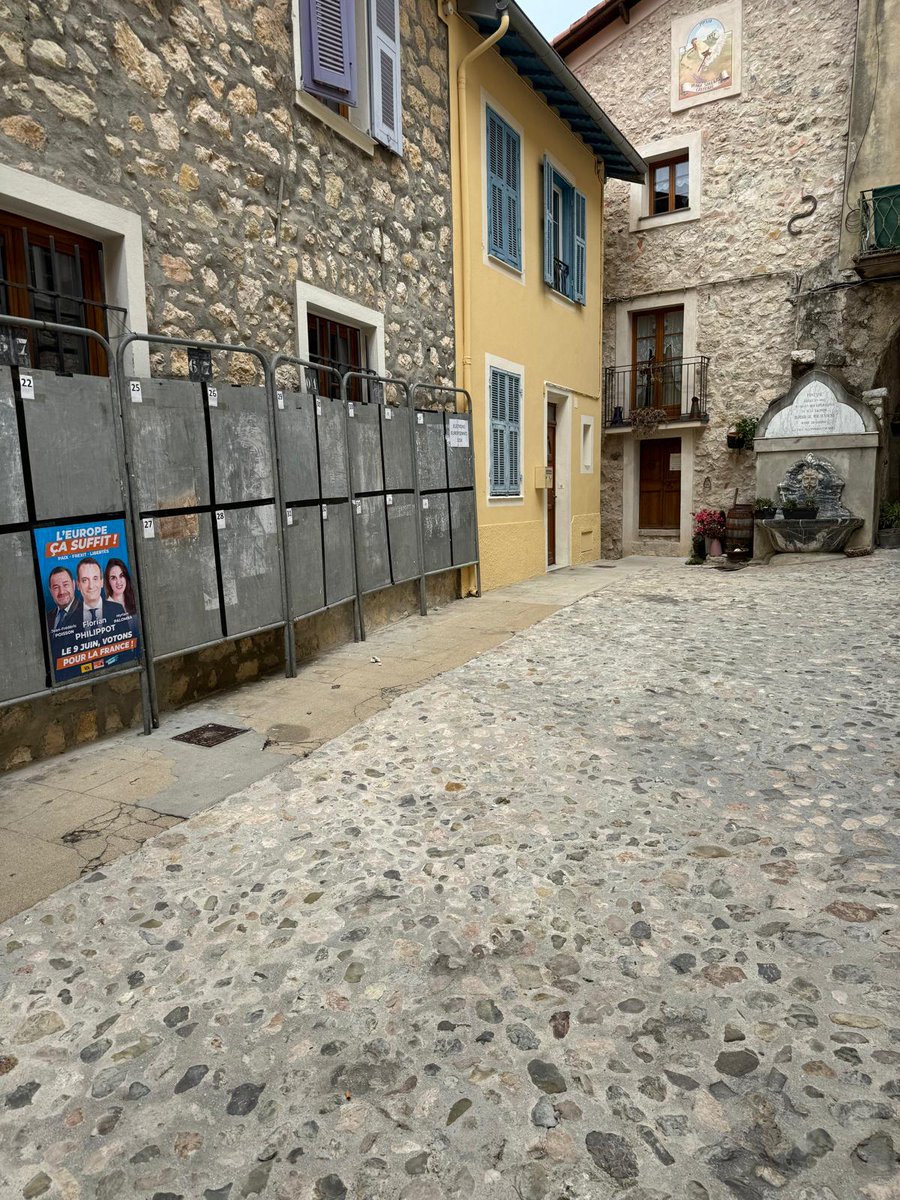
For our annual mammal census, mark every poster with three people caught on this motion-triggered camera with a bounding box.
[34,519,141,685]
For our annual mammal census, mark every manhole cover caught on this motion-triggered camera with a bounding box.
[172,723,249,749]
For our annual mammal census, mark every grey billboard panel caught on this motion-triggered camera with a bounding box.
[415,410,448,491]
[286,506,325,618]
[277,393,319,504]
[217,504,282,635]
[24,370,121,519]
[421,493,452,574]
[0,533,46,702]
[381,406,414,492]
[140,509,220,657]
[447,414,475,489]
[0,369,27,525]
[125,379,209,512]
[387,494,421,584]
[209,386,273,505]
[451,491,478,566]
[318,398,348,499]
[347,403,384,495]
[323,502,354,605]
[354,496,390,594]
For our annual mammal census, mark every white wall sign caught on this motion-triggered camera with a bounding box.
[764,379,866,438]
[448,417,470,448]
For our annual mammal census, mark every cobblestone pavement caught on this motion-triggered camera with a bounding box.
[1,555,898,1200]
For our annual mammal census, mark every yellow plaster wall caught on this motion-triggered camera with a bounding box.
[446,11,604,591]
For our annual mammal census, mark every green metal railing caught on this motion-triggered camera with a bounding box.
[859,186,900,256]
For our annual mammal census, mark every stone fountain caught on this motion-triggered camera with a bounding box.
[758,453,863,552]
[754,370,880,556]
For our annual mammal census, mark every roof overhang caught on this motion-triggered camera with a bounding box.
[553,0,643,59]
[456,0,646,183]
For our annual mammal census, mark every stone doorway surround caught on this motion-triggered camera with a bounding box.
[622,425,696,556]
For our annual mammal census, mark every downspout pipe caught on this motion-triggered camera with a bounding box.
[457,1,509,399]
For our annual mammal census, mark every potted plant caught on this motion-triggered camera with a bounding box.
[754,497,776,520]
[694,507,726,555]
[878,500,900,548]
[631,406,669,437]
[726,415,759,450]
[782,498,818,520]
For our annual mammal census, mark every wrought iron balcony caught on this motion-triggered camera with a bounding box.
[553,258,570,297]
[603,356,710,428]
[854,186,900,279]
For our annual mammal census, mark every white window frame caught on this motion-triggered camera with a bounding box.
[291,0,376,156]
[629,130,702,231]
[484,352,525,505]
[580,414,595,473]
[295,281,386,378]
[0,164,150,375]
[480,90,526,285]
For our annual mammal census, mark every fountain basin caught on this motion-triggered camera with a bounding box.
[759,517,863,553]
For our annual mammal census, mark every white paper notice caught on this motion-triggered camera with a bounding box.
[277,390,285,410]
[208,387,218,407]
[422,497,429,510]
[216,509,226,528]
[448,417,470,448]
[384,407,392,420]
[348,402,355,417]
[129,380,143,403]
[386,494,394,506]
[142,517,155,539]
[417,412,424,424]
[322,504,328,520]
[286,507,294,526]
[19,372,35,400]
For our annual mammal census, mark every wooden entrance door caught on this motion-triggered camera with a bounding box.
[547,403,557,566]
[639,437,681,530]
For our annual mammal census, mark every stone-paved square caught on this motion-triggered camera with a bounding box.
[1,557,898,1200]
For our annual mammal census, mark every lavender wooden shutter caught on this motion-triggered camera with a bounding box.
[305,0,357,105]
[370,0,403,152]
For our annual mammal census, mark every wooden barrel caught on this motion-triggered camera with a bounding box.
[726,503,754,552]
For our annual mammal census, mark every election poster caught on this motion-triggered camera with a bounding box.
[34,519,141,685]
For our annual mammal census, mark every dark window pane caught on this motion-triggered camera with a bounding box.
[652,164,670,214]
[674,160,690,209]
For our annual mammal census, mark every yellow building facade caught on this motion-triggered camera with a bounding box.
[442,1,644,590]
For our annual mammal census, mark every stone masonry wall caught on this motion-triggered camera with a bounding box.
[572,0,859,553]
[0,0,454,381]
[0,0,457,766]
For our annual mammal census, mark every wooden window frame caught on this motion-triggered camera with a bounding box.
[0,210,108,376]
[631,305,685,415]
[306,311,368,404]
[649,153,690,216]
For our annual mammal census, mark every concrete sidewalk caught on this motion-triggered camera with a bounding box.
[0,558,664,920]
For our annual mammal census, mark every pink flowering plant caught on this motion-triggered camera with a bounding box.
[693,507,726,538]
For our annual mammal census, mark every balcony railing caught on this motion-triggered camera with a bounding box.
[603,356,710,428]
[855,186,900,279]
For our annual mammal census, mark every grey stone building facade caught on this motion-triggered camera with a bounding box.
[0,0,454,383]
[557,0,900,558]
[0,0,457,767]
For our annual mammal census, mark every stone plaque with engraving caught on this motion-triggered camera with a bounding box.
[764,379,865,438]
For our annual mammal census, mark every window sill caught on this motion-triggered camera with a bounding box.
[633,206,700,231]
[294,90,376,157]
[488,493,524,503]
[547,284,580,308]
[487,252,524,279]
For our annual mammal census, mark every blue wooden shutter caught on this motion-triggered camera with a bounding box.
[543,155,554,286]
[305,0,357,105]
[487,110,506,262]
[507,372,521,492]
[370,0,402,152]
[489,367,507,494]
[486,109,521,269]
[573,189,587,305]
[489,368,521,495]
[504,122,521,268]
